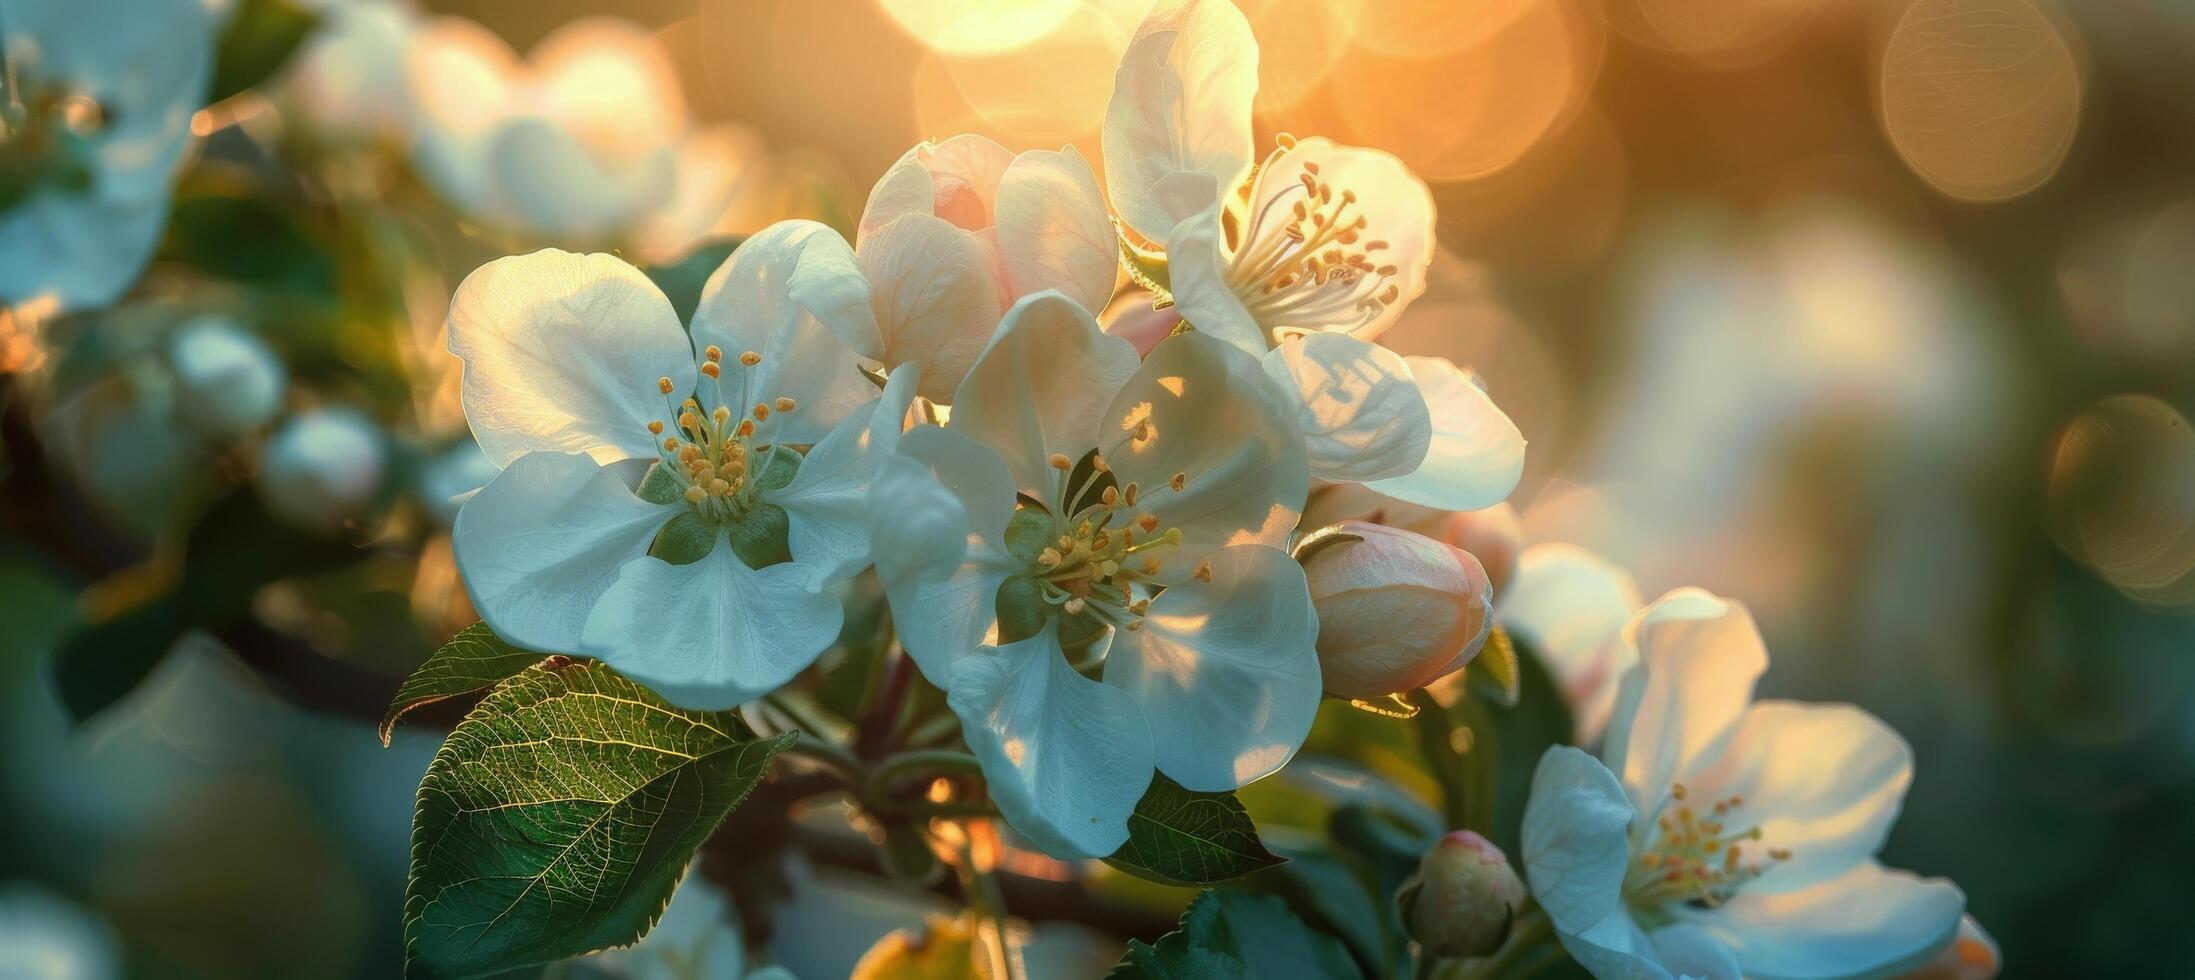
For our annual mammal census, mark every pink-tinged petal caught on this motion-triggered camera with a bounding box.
[1102,0,1258,242]
[996,146,1118,316]
[446,249,695,466]
[858,213,1004,401]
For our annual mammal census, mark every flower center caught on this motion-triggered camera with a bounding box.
[644,345,799,524]
[1223,135,1402,337]
[1023,449,1196,633]
[1622,782,1791,921]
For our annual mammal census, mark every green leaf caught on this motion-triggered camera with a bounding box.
[1486,636,1577,858]
[641,235,744,324]
[1468,626,1522,707]
[208,0,321,104]
[1110,891,1362,979]
[1105,774,1285,887]
[161,175,336,299]
[402,660,796,979]
[53,488,365,723]
[379,623,542,746]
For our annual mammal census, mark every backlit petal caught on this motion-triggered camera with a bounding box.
[858,213,1004,401]
[452,451,674,654]
[952,291,1140,503]
[446,249,695,466]
[1104,544,1319,791]
[1364,356,1526,512]
[1101,0,1258,242]
[579,537,842,710]
[1694,862,1965,980]
[1601,589,1768,820]
[692,220,879,443]
[1262,333,1432,483]
[996,147,1118,316]
[948,625,1156,859]
[1500,543,1642,744]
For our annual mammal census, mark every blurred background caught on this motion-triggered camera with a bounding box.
[4,0,2193,975]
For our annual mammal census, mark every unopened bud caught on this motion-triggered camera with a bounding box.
[168,316,285,440]
[1396,831,1525,959]
[258,407,386,531]
[1302,521,1492,699]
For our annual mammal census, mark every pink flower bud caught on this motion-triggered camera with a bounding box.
[1302,521,1493,699]
[1395,830,1525,959]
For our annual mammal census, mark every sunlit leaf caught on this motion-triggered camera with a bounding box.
[1105,774,1284,887]
[402,660,795,979]
[379,623,541,746]
[851,913,995,980]
[1467,626,1521,707]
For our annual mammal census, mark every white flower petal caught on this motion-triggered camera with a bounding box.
[452,451,674,654]
[1693,862,1965,980]
[996,146,1118,316]
[952,291,1140,502]
[947,625,1156,859]
[857,213,1004,401]
[1161,203,1268,356]
[10,0,213,201]
[1678,701,1914,895]
[764,367,922,587]
[1563,912,1678,980]
[446,249,696,466]
[1101,332,1308,569]
[579,538,843,710]
[872,425,1021,678]
[1104,544,1319,791]
[1523,746,1636,940]
[1262,333,1431,483]
[1500,543,1643,745]
[485,118,674,245]
[1649,923,1742,980]
[858,145,944,247]
[1601,589,1767,819]
[1364,356,1526,512]
[1101,0,1258,242]
[0,188,169,311]
[692,220,879,442]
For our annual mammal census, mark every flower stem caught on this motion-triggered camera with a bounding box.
[1454,901,1556,980]
[866,749,985,808]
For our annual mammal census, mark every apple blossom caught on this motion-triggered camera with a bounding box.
[1299,520,1492,700]
[0,0,214,310]
[1303,486,1525,595]
[1396,830,1527,959]
[1100,0,1523,512]
[404,15,758,255]
[277,0,424,147]
[1521,589,1968,980]
[866,290,1319,859]
[445,222,912,709]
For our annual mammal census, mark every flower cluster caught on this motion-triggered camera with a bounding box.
[430,0,1983,975]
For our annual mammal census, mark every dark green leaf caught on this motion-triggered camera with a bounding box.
[1109,891,1362,979]
[379,623,542,746]
[403,660,795,979]
[1486,636,1577,858]
[641,236,744,324]
[208,0,320,104]
[54,489,366,722]
[1105,774,1285,887]
[161,180,337,298]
